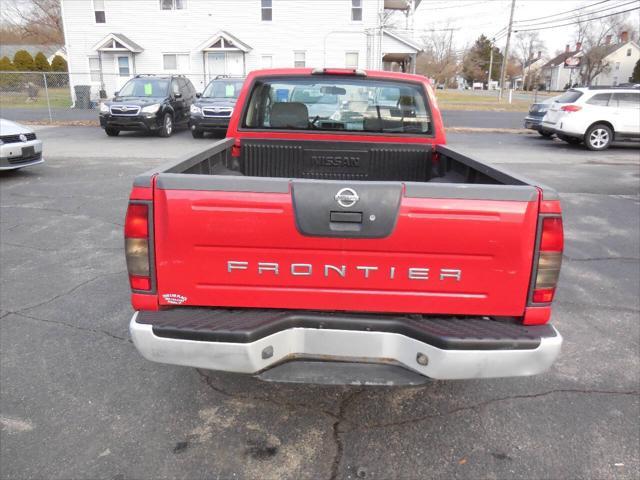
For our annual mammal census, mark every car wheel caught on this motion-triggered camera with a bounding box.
[584,124,613,151]
[191,129,204,139]
[538,130,553,138]
[105,128,120,137]
[159,113,173,138]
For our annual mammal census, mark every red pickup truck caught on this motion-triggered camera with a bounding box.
[126,68,563,385]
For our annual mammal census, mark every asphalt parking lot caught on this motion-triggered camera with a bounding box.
[1,127,639,480]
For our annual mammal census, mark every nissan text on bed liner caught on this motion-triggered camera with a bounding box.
[126,68,564,385]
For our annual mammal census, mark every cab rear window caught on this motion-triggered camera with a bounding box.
[555,90,583,104]
[242,76,432,135]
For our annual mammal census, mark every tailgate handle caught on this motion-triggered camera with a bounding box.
[330,211,363,223]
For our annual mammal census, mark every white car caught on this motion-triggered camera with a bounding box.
[541,86,640,150]
[0,119,44,170]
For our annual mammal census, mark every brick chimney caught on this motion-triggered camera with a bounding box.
[565,44,570,53]
[576,42,582,51]
[605,34,612,45]
[620,31,629,43]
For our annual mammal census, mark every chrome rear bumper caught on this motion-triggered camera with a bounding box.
[130,312,562,381]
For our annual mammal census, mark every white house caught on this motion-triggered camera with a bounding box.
[590,34,640,86]
[60,0,423,99]
[541,44,582,91]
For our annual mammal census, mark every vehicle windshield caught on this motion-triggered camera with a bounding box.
[554,89,583,104]
[203,79,244,99]
[118,78,170,97]
[243,76,432,134]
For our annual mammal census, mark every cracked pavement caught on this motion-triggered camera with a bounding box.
[1,127,639,479]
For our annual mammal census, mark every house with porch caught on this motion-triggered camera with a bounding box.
[60,0,423,100]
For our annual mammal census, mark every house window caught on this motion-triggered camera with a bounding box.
[261,0,272,21]
[89,57,101,82]
[294,51,305,68]
[613,76,618,86]
[345,52,359,68]
[93,0,106,23]
[160,0,185,9]
[117,56,130,77]
[261,55,273,68]
[163,53,189,71]
[615,62,620,71]
[351,0,362,21]
[627,48,632,56]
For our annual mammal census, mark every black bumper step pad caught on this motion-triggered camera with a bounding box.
[137,308,556,351]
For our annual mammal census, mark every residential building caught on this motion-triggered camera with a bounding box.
[589,33,639,86]
[513,51,546,90]
[60,0,423,99]
[541,44,582,91]
[542,32,640,91]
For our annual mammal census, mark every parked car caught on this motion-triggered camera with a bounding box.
[99,75,197,137]
[0,119,44,170]
[126,68,564,385]
[541,86,640,150]
[524,94,561,137]
[189,76,245,138]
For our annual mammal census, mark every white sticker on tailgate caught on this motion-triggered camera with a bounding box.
[162,293,187,305]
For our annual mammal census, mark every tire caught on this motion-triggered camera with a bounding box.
[105,128,119,137]
[158,113,173,138]
[584,123,613,151]
[538,130,553,138]
[191,129,204,139]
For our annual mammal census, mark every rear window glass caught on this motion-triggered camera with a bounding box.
[611,92,640,108]
[203,80,244,99]
[118,78,169,97]
[242,76,432,135]
[586,93,611,106]
[555,90,583,103]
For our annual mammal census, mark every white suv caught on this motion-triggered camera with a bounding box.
[541,86,640,150]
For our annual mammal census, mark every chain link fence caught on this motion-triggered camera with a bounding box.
[0,71,210,123]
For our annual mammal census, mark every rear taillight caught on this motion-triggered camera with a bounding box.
[231,138,241,158]
[561,105,581,112]
[533,217,563,303]
[125,203,151,291]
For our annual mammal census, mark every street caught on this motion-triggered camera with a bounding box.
[1,127,639,479]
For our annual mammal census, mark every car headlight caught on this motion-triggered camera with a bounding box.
[99,103,109,113]
[141,104,160,114]
[190,104,202,115]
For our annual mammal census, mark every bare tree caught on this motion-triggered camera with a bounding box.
[514,32,545,90]
[417,28,459,86]
[0,0,63,44]
[575,13,639,85]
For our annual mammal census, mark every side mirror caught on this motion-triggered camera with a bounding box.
[174,92,182,99]
[196,92,202,98]
[113,91,119,97]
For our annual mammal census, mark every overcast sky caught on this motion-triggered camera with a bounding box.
[409,0,640,55]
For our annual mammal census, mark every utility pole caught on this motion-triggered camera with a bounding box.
[499,0,516,101]
[487,38,494,88]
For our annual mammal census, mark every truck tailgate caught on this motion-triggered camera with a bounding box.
[152,177,539,317]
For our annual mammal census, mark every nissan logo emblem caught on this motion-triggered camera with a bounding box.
[121,106,129,112]
[19,134,27,142]
[335,188,359,208]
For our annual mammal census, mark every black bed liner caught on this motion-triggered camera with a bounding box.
[137,307,556,350]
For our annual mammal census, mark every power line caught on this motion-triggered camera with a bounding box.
[512,0,611,24]
[513,5,639,31]
[513,0,636,28]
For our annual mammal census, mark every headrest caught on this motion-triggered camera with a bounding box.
[270,102,309,129]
